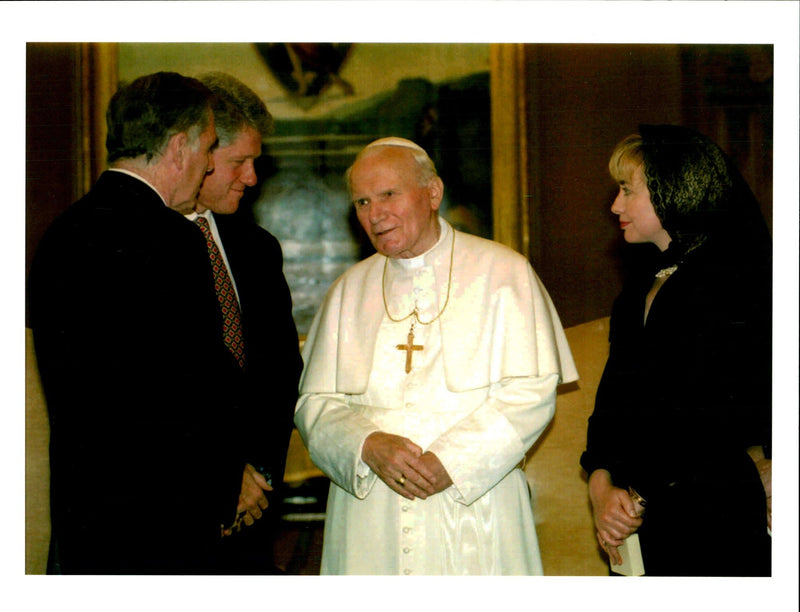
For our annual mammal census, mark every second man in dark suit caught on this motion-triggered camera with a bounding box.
[186,72,303,573]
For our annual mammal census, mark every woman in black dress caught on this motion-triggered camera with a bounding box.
[581,124,772,576]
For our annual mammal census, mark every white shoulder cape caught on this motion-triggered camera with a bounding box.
[300,222,578,394]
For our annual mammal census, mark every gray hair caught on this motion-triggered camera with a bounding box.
[106,72,214,163]
[197,72,274,147]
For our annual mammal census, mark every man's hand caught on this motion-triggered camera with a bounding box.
[222,463,273,537]
[419,451,453,494]
[362,432,437,500]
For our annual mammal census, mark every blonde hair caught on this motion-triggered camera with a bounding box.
[608,133,644,183]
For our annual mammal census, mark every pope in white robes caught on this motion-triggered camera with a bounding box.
[295,137,578,575]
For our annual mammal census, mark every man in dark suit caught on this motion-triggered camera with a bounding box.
[186,73,302,573]
[28,72,246,574]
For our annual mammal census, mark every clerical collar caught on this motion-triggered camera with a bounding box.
[392,217,450,271]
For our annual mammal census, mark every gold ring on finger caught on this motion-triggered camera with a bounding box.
[398,476,406,485]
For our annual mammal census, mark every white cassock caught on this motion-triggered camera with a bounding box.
[295,218,578,575]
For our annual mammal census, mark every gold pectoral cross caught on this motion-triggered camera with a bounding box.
[396,325,423,374]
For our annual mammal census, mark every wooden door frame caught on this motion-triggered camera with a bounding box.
[490,43,531,260]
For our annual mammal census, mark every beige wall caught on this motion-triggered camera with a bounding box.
[25,329,50,574]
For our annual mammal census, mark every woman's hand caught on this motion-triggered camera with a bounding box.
[747,445,772,532]
[588,470,644,566]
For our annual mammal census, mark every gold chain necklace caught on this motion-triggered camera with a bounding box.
[382,230,455,373]
[381,229,456,326]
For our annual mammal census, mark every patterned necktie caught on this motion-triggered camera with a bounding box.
[195,216,246,368]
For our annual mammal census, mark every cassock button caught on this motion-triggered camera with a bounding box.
[402,527,411,533]
[403,547,410,554]
[404,569,412,575]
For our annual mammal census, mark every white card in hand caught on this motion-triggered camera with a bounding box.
[610,533,645,576]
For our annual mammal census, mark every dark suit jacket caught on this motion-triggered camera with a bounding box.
[212,212,302,573]
[214,212,301,485]
[28,171,245,574]
[580,234,771,575]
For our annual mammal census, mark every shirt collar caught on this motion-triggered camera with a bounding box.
[183,209,212,222]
